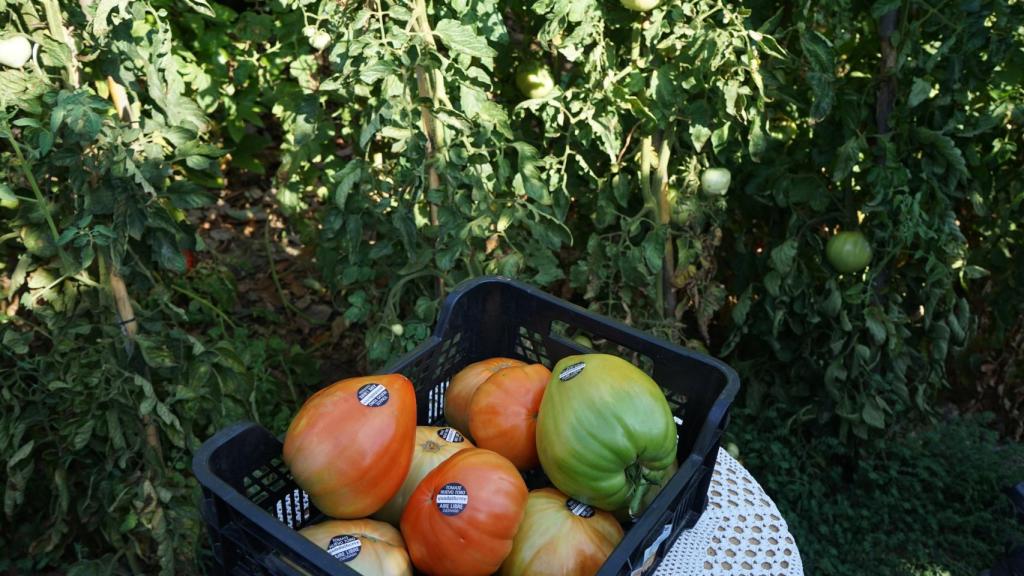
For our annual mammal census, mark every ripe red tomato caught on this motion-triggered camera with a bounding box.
[445,357,525,436]
[283,374,417,519]
[400,448,528,576]
[468,364,550,470]
[500,488,624,576]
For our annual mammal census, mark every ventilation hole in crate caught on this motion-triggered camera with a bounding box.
[664,390,688,422]
[272,487,313,529]
[549,321,600,352]
[515,327,548,366]
[428,380,450,423]
[244,458,291,506]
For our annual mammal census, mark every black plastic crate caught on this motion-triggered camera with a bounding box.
[193,276,739,576]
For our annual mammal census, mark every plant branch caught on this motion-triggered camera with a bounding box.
[651,129,676,320]
[41,0,79,87]
[411,0,445,299]
[263,222,320,324]
[2,124,74,274]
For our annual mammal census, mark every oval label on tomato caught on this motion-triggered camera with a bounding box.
[357,383,389,407]
[437,427,465,443]
[559,362,586,381]
[566,498,595,518]
[436,482,468,516]
[326,535,361,562]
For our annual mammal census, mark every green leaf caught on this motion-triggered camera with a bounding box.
[960,265,990,280]
[800,30,834,73]
[166,183,215,209]
[870,0,902,18]
[770,239,799,274]
[731,288,753,325]
[748,116,767,162]
[764,270,781,297]
[434,20,496,60]
[2,329,31,355]
[690,123,712,152]
[183,0,215,17]
[642,228,665,273]
[107,410,125,452]
[7,440,34,469]
[711,122,731,155]
[138,337,177,368]
[861,401,886,429]
[72,420,94,450]
[807,72,834,121]
[832,135,865,182]
[912,127,968,181]
[333,161,363,209]
[908,78,932,108]
[91,0,130,37]
[821,283,842,317]
[865,307,888,345]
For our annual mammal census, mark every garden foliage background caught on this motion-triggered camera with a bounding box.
[1,0,1022,574]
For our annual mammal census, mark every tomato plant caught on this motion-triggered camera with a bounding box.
[0,2,314,573]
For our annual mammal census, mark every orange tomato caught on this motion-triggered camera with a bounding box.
[297,518,413,576]
[283,374,416,519]
[400,448,528,576]
[445,357,525,436]
[468,364,550,470]
[373,426,474,526]
[500,488,623,576]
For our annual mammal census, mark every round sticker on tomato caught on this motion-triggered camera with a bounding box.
[559,362,585,381]
[566,498,595,518]
[357,383,389,407]
[326,535,361,562]
[437,427,465,443]
[436,482,469,516]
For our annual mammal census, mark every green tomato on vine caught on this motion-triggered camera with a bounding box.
[515,61,555,100]
[309,30,331,51]
[620,0,660,11]
[700,168,731,196]
[826,231,873,273]
[0,36,32,69]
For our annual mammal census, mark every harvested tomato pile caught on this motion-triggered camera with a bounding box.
[282,353,679,576]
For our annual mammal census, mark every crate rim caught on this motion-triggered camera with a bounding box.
[427,276,740,457]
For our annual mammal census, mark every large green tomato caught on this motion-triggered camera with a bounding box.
[700,167,731,196]
[826,230,873,273]
[0,36,32,69]
[536,354,677,513]
[620,0,660,11]
[515,61,555,100]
